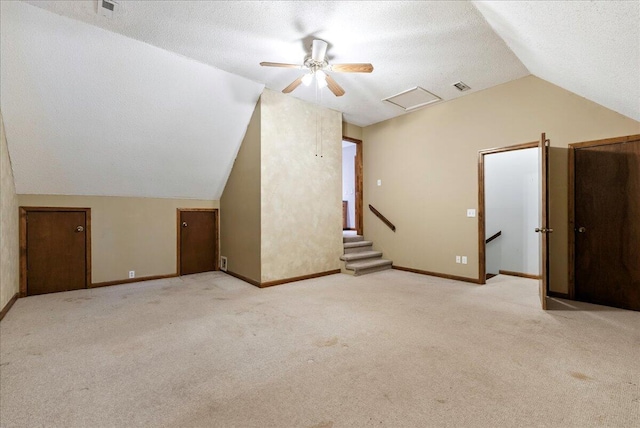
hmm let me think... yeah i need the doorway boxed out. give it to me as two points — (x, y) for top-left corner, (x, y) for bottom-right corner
(569, 134), (640, 311)
(342, 137), (363, 236)
(20, 207), (91, 296)
(177, 209), (219, 275)
(478, 141), (541, 282)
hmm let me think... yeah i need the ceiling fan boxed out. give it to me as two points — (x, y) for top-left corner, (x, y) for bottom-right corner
(260, 39), (373, 97)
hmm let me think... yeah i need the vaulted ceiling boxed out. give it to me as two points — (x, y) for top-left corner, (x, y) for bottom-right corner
(1, 1), (638, 199)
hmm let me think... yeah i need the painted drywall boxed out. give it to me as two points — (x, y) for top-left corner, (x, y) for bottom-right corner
(343, 122), (363, 141)
(0, 1), (263, 199)
(363, 75), (640, 292)
(342, 143), (357, 228)
(1, 112), (19, 311)
(17, 195), (217, 284)
(220, 102), (262, 283)
(260, 90), (343, 282)
(485, 148), (539, 276)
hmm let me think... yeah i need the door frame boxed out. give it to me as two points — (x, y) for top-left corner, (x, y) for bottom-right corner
(568, 133), (640, 300)
(176, 208), (220, 275)
(477, 141), (539, 284)
(343, 136), (363, 236)
(19, 207), (92, 297)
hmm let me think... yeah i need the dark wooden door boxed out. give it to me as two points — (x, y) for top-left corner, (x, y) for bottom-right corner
(26, 211), (87, 295)
(575, 140), (640, 311)
(179, 210), (218, 275)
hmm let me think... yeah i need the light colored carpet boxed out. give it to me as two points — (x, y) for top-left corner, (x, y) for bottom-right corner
(1, 271), (638, 427)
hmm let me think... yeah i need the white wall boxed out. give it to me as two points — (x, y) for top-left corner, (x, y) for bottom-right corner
(485, 148), (539, 275)
(342, 143), (356, 228)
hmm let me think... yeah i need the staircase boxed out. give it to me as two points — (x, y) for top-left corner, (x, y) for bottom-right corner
(341, 235), (392, 276)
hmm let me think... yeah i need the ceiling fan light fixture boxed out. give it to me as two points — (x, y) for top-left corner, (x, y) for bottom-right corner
(316, 70), (327, 88)
(302, 73), (313, 86)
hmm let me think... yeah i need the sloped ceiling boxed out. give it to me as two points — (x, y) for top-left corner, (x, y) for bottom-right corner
(21, 0), (530, 127)
(0, 1), (264, 199)
(2, 1), (638, 200)
(474, 1), (640, 122)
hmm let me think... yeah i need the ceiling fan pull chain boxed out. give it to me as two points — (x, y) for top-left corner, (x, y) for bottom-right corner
(319, 89), (324, 158)
(315, 82), (319, 157)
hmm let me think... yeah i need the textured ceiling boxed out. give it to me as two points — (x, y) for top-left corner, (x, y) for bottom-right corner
(2, 1), (638, 199)
(474, 1), (640, 121)
(22, 0), (530, 127)
(1, 2), (263, 199)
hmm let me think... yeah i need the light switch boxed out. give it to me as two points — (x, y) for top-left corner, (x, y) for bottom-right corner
(377, 179), (382, 186)
(467, 209), (476, 218)
(462, 256), (468, 264)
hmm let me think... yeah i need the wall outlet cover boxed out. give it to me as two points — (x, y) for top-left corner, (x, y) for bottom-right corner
(456, 255), (461, 263)
(467, 209), (476, 218)
(128, 270), (135, 278)
(462, 256), (468, 264)
(220, 256), (228, 272)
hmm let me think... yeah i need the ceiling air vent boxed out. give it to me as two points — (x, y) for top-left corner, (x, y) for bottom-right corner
(382, 87), (441, 111)
(453, 81), (471, 92)
(98, 0), (118, 18)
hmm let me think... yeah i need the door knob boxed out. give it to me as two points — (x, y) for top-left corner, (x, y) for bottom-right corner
(577, 226), (586, 233)
(76, 225), (84, 232)
(535, 228), (554, 233)
(182, 222), (188, 228)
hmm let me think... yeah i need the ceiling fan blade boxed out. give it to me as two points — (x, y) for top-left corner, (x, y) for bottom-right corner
(260, 62), (303, 69)
(325, 74), (345, 97)
(282, 76), (304, 94)
(330, 63), (374, 73)
(311, 39), (328, 62)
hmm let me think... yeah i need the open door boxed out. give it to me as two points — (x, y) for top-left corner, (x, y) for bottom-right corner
(536, 133), (551, 309)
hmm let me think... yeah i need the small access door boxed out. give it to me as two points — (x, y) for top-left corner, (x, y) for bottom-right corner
(22, 208), (90, 296)
(178, 209), (218, 275)
(535, 133), (551, 310)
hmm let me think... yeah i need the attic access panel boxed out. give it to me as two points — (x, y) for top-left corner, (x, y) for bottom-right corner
(382, 87), (441, 111)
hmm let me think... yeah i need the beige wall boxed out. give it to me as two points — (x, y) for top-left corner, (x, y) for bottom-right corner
(363, 75), (640, 292)
(1, 112), (19, 311)
(220, 101), (262, 283)
(260, 89), (343, 282)
(343, 122), (363, 140)
(18, 195), (217, 284)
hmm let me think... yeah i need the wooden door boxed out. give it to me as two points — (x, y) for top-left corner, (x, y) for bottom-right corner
(178, 210), (218, 275)
(23, 209), (89, 296)
(574, 139), (640, 311)
(536, 133), (551, 310)
(343, 201), (348, 230)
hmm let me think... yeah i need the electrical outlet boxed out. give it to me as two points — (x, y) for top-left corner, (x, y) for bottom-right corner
(220, 256), (228, 272)
(129, 270), (135, 278)
(377, 179), (382, 186)
(461, 256), (468, 264)
(456, 256), (461, 264)
(467, 209), (476, 218)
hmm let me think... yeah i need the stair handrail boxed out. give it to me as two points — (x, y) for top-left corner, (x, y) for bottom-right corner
(369, 205), (396, 232)
(486, 230), (502, 244)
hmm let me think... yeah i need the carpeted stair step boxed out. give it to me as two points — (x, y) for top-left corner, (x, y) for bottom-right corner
(343, 235), (364, 243)
(345, 258), (392, 276)
(340, 250), (383, 262)
(343, 240), (373, 253)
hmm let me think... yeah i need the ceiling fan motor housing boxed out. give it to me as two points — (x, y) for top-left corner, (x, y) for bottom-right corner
(311, 39), (328, 62)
